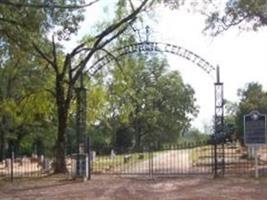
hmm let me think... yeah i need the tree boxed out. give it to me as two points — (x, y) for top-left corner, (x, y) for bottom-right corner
(17, 0), (149, 173)
(0, 0), (92, 165)
(224, 100), (239, 142)
(0, 0), (93, 42)
(0, 50), (55, 160)
(107, 56), (198, 150)
(204, 0), (267, 35)
(182, 128), (209, 143)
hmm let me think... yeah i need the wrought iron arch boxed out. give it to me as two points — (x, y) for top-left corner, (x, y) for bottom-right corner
(87, 42), (216, 77)
(78, 41), (224, 178)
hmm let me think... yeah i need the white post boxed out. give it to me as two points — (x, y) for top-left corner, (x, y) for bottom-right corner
(255, 146), (259, 178)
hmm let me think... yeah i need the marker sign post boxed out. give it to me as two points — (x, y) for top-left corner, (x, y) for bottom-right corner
(244, 111), (267, 178)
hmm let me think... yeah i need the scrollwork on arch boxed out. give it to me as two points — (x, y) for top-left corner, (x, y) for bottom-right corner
(87, 42), (216, 78)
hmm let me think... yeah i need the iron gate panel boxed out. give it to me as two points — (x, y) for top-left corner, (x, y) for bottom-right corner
(90, 142), (214, 176)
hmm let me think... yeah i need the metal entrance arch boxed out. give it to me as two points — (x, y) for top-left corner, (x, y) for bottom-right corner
(87, 42), (215, 76)
(76, 41), (224, 178)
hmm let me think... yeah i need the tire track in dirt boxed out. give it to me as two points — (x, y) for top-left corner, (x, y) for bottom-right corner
(123, 149), (192, 175)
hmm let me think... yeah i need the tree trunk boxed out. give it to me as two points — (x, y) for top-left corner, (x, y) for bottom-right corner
(136, 133), (141, 152)
(0, 117), (7, 162)
(0, 129), (4, 162)
(135, 120), (143, 152)
(54, 110), (68, 173)
(54, 76), (69, 173)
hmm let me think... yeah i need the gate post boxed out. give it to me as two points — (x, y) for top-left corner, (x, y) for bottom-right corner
(214, 66), (224, 178)
(87, 136), (91, 180)
(148, 144), (153, 177)
(10, 144), (14, 182)
(73, 74), (89, 180)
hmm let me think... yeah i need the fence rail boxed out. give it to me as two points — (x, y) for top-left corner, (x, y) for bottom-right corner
(90, 142), (214, 176)
(90, 142), (267, 177)
(0, 155), (54, 180)
(2, 142), (267, 180)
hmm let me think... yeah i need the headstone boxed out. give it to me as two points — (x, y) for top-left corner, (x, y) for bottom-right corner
(5, 159), (11, 168)
(90, 151), (96, 161)
(31, 153), (38, 160)
(248, 146), (256, 159)
(79, 144), (85, 154)
(43, 158), (50, 172)
(110, 149), (116, 159)
(40, 155), (44, 163)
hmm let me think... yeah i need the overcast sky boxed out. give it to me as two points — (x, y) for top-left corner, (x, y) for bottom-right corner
(64, 1), (267, 131)
(154, 7), (267, 130)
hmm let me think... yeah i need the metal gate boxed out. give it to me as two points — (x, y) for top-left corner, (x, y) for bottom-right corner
(89, 142), (215, 177)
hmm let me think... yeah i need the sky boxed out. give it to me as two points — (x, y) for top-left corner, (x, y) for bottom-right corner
(64, 1), (267, 132)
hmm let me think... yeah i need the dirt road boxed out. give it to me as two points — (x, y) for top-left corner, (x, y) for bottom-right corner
(123, 149), (191, 174)
(124, 149), (212, 175)
(1, 175), (267, 200)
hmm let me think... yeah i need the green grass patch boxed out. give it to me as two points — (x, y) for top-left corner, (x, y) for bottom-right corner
(92, 152), (151, 173)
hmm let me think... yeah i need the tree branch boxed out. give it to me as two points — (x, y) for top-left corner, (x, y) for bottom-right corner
(0, 0), (100, 9)
(129, 0), (135, 12)
(89, 47), (123, 76)
(70, 43), (87, 57)
(70, 48), (92, 73)
(52, 35), (59, 73)
(88, 23), (133, 76)
(0, 17), (23, 26)
(219, 13), (249, 34)
(71, 0), (149, 85)
(32, 42), (57, 73)
(45, 89), (56, 97)
(92, 0), (148, 51)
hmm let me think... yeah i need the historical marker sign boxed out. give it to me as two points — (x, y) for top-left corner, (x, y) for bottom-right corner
(244, 111), (267, 146)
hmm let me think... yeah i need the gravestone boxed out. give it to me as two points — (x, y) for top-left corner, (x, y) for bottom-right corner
(90, 151), (96, 161)
(110, 149), (116, 159)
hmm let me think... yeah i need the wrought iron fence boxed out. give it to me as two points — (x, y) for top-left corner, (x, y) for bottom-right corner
(90, 142), (267, 177)
(2, 142), (267, 181)
(222, 143), (267, 176)
(90, 142), (214, 176)
(0, 154), (54, 181)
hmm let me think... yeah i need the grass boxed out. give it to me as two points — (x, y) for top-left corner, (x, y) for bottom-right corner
(92, 152), (151, 173)
(91, 150), (168, 174)
(190, 145), (213, 166)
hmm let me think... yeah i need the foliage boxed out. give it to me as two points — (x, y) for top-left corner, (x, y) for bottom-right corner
(0, 0), (90, 160)
(0, 0), (86, 44)
(0, 50), (56, 160)
(98, 55), (198, 151)
(204, 0), (267, 35)
(223, 100), (239, 142)
(180, 128), (210, 144)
